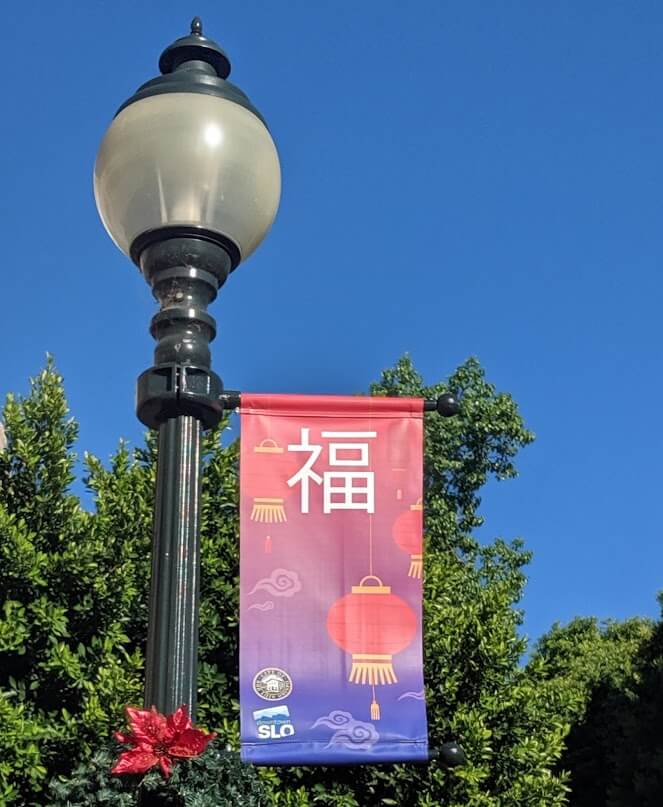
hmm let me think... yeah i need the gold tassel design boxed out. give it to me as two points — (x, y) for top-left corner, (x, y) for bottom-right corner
(349, 654), (397, 685)
(408, 554), (423, 579)
(370, 692), (381, 721)
(251, 497), (287, 523)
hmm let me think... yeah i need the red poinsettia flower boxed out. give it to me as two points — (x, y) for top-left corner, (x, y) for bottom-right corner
(111, 705), (216, 779)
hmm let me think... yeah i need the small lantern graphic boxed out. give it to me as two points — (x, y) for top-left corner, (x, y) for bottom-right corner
(392, 499), (424, 578)
(243, 438), (299, 523)
(327, 575), (417, 719)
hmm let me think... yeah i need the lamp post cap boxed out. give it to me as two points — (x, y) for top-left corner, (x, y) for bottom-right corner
(438, 741), (466, 767)
(436, 393), (461, 417)
(159, 16), (231, 79)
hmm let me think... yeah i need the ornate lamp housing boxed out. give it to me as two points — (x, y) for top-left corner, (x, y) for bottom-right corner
(94, 16), (280, 270)
(94, 18), (281, 429)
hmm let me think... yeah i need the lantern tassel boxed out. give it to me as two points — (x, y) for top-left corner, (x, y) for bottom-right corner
(264, 535), (272, 554)
(349, 654), (397, 685)
(408, 554), (423, 579)
(371, 695), (381, 721)
(396, 488), (403, 501)
(251, 498), (287, 523)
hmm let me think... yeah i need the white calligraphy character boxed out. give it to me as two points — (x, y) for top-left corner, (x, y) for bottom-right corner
(287, 429), (377, 514)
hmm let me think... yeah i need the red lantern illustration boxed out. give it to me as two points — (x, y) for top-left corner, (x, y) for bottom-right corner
(392, 499), (423, 578)
(327, 575), (417, 719)
(242, 439), (300, 524)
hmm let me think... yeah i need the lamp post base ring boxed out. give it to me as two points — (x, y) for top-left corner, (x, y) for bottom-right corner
(137, 363), (224, 430)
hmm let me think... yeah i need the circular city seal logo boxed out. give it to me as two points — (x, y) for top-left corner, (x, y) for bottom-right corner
(253, 667), (293, 701)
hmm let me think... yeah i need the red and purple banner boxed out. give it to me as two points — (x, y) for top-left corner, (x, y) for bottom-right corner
(239, 394), (428, 765)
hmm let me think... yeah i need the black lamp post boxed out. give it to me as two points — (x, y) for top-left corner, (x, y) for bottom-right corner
(94, 18), (281, 719)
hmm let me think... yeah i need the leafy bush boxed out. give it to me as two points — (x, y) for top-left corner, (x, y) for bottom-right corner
(0, 360), (149, 804)
(528, 613), (663, 806)
(49, 743), (268, 806)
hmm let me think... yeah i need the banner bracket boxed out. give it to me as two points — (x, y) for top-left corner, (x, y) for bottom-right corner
(220, 392), (460, 416)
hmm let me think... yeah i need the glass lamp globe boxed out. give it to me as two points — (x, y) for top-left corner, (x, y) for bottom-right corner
(94, 19), (280, 268)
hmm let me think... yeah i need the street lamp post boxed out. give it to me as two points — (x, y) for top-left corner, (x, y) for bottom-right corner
(94, 18), (281, 719)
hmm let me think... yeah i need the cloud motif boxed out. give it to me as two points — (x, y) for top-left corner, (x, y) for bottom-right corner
(312, 710), (379, 752)
(248, 601), (275, 612)
(398, 690), (426, 701)
(326, 723), (379, 751)
(312, 710), (354, 729)
(248, 568), (302, 598)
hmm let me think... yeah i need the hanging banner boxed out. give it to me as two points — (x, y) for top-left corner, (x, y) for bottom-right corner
(239, 394), (427, 765)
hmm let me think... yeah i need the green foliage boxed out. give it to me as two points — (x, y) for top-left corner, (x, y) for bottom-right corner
(49, 742), (268, 806)
(0, 360), (149, 804)
(527, 613), (663, 806)
(1, 355), (576, 805)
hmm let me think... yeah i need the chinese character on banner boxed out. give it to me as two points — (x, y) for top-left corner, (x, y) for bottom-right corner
(287, 428), (377, 514)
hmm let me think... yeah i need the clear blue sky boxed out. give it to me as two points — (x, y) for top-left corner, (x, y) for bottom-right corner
(2, 1), (661, 646)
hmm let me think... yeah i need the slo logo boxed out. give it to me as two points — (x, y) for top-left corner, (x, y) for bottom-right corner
(253, 705), (295, 740)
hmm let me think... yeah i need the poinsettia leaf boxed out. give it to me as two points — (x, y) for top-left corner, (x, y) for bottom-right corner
(168, 728), (217, 758)
(158, 755), (172, 778)
(166, 704), (192, 736)
(114, 731), (134, 745)
(111, 747), (160, 776)
(126, 706), (168, 744)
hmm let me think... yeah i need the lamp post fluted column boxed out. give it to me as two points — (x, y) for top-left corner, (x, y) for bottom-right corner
(139, 237), (230, 717)
(94, 18), (281, 720)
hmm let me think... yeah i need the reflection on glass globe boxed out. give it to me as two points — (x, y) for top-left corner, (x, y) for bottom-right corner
(94, 92), (281, 264)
